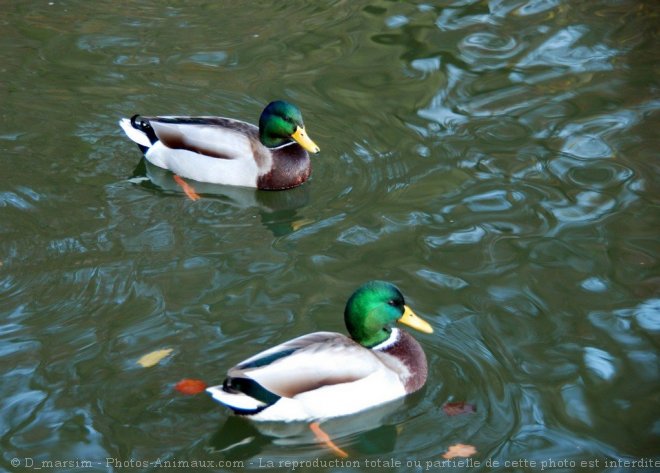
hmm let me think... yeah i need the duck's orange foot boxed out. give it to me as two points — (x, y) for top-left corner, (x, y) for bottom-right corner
(173, 175), (200, 201)
(309, 421), (348, 458)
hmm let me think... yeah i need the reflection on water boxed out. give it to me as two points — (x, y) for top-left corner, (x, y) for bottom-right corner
(133, 160), (312, 237)
(1, 0), (659, 470)
(210, 399), (404, 461)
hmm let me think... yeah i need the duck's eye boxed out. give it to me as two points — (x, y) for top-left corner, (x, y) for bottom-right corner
(387, 299), (397, 306)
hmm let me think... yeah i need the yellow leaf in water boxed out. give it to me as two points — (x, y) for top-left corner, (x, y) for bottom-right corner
(137, 348), (173, 368)
(442, 443), (477, 459)
(291, 218), (314, 231)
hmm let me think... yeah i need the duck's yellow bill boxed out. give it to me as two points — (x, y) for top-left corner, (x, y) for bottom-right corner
(291, 126), (320, 154)
(398, 305), (433, 334)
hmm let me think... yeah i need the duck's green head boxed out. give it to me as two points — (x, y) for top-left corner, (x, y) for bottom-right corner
(259, 100), (320, 153)
(344, 281), (433, 348)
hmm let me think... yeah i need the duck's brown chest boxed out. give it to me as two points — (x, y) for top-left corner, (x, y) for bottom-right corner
(381, 331), (428, 392)
(257, 146), (311, 190)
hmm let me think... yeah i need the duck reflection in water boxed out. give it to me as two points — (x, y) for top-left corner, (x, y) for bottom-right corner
(208, 396), (415, 459)
(130, 159), (311, 237)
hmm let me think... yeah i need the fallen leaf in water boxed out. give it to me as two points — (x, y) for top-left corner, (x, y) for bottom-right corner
(443, 402), (476, 416)
(442, 443), (477, 459)
(291, 218), (314, 231)
(175, 378), (208, 395)
(137, 348), (173, 368)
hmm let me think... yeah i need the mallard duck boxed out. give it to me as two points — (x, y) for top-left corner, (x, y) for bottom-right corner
(206, 281), (433, 422)
(119, 101), (320, 190)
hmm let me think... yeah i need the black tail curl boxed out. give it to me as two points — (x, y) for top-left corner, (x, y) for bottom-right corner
(222, 376), (280, 414)
(130, 114), (159, 145)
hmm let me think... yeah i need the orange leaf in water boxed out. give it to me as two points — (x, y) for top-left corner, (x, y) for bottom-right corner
(442, 443), (477, 459)
(175, 378), (208, 395)
(443, 401), (476, 416)
(137, 348), (173, 368)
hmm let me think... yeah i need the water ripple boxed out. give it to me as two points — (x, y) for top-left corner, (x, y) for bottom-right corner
(417, 269), (469, 290)
(542, 190), (616, 224)
(425, 226), (487, 247)
(459, 31), (523, 70)
(583, 347), (617, 381)
(516, 25), (617, 73)
(634, 299), (660, 332)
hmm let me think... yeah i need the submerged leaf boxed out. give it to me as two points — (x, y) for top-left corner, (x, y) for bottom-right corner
(442, 443), (477, 459)
(137, 348), (173, 368)
(175, 378), (208, 395)
(291, 218), (314, 231)
(443, 401), (476, 416)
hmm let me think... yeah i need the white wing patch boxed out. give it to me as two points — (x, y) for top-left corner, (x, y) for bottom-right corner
(232, 333), (385, 398)
(145, 144), (259, 187)
(151, 122), (255, 161)
(247, 369), (406, 422)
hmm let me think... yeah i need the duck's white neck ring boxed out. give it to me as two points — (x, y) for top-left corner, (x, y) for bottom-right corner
(372, 328), (400, 351)
(270, 141), (297, 151)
